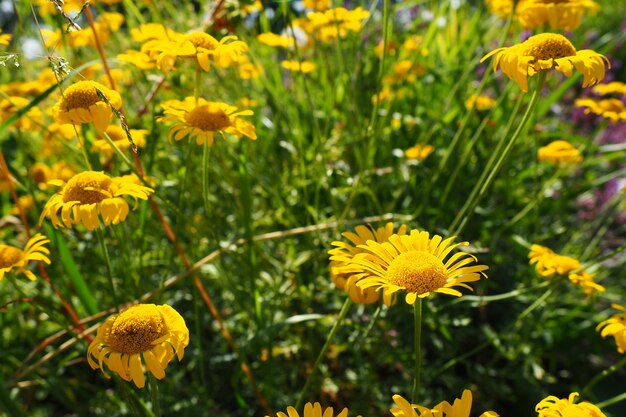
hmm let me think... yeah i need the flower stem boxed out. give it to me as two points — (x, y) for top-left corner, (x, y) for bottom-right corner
(582, 355), (626, 398)
(148, 373), (161, 417)
(449, 71), (547, 236)
(202, 138), (211, 218)
(412, 298), (423, 403)
(96, 227), (119, 311)
(596, 391), (626, 410)
(295, 298), (352, 410)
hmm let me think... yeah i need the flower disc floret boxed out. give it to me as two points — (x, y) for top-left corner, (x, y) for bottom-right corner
(481, 33), (610, 92)
(87, 304), (189, 388)
(344, 229), (488, 304)
(0, 234), (51, 281)
(52, 81), (122, 132)
(39, 171), (154, 230)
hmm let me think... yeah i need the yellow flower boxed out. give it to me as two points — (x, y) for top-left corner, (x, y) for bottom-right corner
(131, 23), (180, 43)
(481, 33), (609, 92)
(341, 229), (488, 304)
(329, 223), (407, 305)
(87, 303), (189, 388)
(31, 161), (76, 188)
(0, 234), (51, 281)
(0, 30), (11, 46)
(306, 7), (370, 41)
(375, 40), (398, 57)
(385, 60), (426, 84)
(568, 271), (605, 295)
(405, 144), (434, 161)
(391, 390), (498, 417)
(528, 244), (581, 277)
(144, 32), (248, 72)
(303, 0), (332, 11)
(10, 195), (36, 216)
(158, 97), (256, 146)
(52, 81), (122, 132)
(67, 13), (124, 48)
(281, 60), (316, 73)
(39, 171), (154, 231)
(93, 125), (149, 157)
(592, 81), (626, 96)
(257, 32), (296, 48)
(117, 50), (157, 70)
(402, 35), (429, 57)
(516, 0), (600, 31)
(537, 140), (583, 165)
(271, 402), (355, 417)
(575, 98), (626, 123)
(0, 97), (43, 131)
(238, 57), (264, 80)
(536, 392), (606, 417)
(596, 304), (626, 354)
(465, 95), (497, 111)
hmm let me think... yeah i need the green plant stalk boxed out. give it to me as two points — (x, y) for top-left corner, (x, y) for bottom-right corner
(582, 355), (626, 397)
(514, 278), (558, 326)
(148, 373), (161, 417)
(450, 71), (547, 236)
(202, 137), (211, 219)
(96, 227), (120, 311)
(596, 391), (626, 410)
(412, 298), (423, 403)
(295, 298), (353, 410)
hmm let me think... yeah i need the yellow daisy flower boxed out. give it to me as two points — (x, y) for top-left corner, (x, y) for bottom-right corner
(158, 97), (256, 146)
(306, 7), (370, 41)
(596, 304), (626, 354)
(52, 81), (122, 132)
(281, 60), (316, 73)
(465, 95), (497, 111)
(528, 244), (581, 277)
(537, 140), (583, 165)
(592, 81), (626, 96)
(481, 33), (609, 92)
(0, 97), (43, 131)
(329, 223), (407, 305)
(303, 0), (332, 11)
(568, 271), (605, 296)
(39, 171), (154, 231)
(10, 195), (36, 216)
(575, 98), (626, 123)
(257, 32), (296, 49)
(117, 50), (157, 70)
(0, 30), (11, 46)
(402, 35), (429, 57)
(516, 0), (600, 31)
(536, 392), (606, 417)
(93, 125), (149, 157)
(391, 390), (499, 417)
(130, 23), (180, 43)
(404, 144), (434, 161)
(0, 234), (51, 281)
(270, 402), (355, 417)
(87, 303), (189, 388)
(344, 229), (488, 304)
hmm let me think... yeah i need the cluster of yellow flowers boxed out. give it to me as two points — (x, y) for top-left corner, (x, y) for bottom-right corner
(576, 81), (626, 123)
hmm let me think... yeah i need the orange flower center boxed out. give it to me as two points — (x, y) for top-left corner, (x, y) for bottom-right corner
(0, 245), (23, 268)
(185, 105), (232, 131)
(108, 305), (169, 354)
(522, 34), (576, 60)
(185, 32), (219, 50)
(386, 251), (447, 295)
(62, 171), (114, 204)
(61, 82), (103, 111)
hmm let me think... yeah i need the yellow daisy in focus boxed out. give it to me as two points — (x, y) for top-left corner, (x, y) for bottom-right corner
(270, 402), (355, 417)
(39, 171), (154, 231)
(93, 125), (149, 157)
(281, 60), (316, 73)
(575, 98), (626, 123)
(391, 390), (499, 417)
(405, 144), (434, 161)
(0, 234), (51, 281)
(528, 244), (581, 277)
(537, 140), (583, 165)
(52, 81), (122, 132)
(345, 229), (488, 304)
(329, 223), (407, 305)
(158, 97), (256, 146)
(481, 33), (609, 92)
(596, 304), (626, 354)
(87, 303), (189, 388)
(536, 392), (606, 417)
(465, 95), (497, 111)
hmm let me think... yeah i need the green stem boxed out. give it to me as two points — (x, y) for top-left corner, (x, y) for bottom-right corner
(96, 227), (119, 311)
(582, 355), (626, 397)
(148, 373), (161, 417)
(295, 298), (353, 410)
(596, 391), (626, 410)
(412, 298), (423, 403)
(194, 64), (202, 102)
(202, 137), (211, 218)
(514, 278), (558, 326)
(449, 71), (547, 236)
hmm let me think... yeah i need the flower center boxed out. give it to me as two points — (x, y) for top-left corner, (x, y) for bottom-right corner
(185, 105), (232, 131)
(386, 251), (447, 295)
(0, 245), (23, 268)
(522, 34), (576, 61)
(61, 81), (102, 111)
(108, 305), (169, 354)
(185, 32), (219, 50)
(62, 171), (114, 204)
